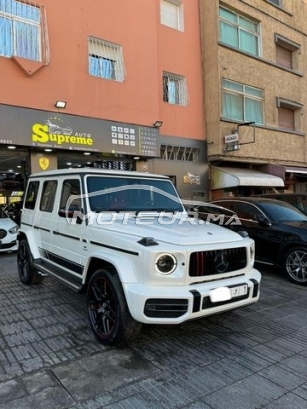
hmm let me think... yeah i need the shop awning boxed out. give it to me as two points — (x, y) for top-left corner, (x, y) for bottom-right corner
(211, 167), (284, 190)
(285, 166), (307, 175)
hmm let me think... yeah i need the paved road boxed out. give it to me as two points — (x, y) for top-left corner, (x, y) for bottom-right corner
(1, 253), (307, 409)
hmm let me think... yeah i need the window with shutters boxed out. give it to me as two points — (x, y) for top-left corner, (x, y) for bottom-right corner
(88, 37), (125, 82)
(160, 0), (184, 31)
(275, 34), (300, 71)
(277, 97), (303, 132)
(278, 108), (294, 131)
(276, 45), (292, 69)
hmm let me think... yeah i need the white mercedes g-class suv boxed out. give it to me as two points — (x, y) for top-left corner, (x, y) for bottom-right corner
(17, 168), (261, 345)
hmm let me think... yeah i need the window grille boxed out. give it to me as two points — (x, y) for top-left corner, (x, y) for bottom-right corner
(0, 0), (50, 64)
(163, 72), (189, 106)
(88, 37), (125, 82)
(160, 145), (199, 162)
(219, 6), (261, 57)
(83, 161), (134, 171)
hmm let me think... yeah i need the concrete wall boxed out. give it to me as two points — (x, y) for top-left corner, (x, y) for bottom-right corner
(200, 0), (307, 167)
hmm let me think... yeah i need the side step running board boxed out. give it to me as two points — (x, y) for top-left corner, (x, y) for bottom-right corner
(34, 262), (81, 291)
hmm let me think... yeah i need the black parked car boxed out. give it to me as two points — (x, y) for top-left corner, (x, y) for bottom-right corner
(193, 197), (307, 286)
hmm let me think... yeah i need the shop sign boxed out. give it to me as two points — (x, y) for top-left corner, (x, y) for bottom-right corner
(39, 157), (50, 170)
(183, 172), (201, 185)
(11, 191), (24, 197)
(0, 104), (160, 157)
(224, 133), (239, 144)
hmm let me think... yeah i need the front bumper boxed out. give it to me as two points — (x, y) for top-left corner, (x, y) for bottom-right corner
(0, 238), (18, 252)
(125, 268), (261, 324)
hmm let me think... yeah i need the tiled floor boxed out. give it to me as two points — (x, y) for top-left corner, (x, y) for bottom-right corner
(1, 253), (307, 409)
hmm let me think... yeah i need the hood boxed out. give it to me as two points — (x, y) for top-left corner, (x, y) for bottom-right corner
(0, 217), (17, 230)
(93, 213), (245, 246)
(282, 220), (307, 230)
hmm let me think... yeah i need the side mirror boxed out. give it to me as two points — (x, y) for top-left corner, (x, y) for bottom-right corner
(58, 206), (83, 224)
(255, 213), (271, 227)
(237, 230), (249, 238)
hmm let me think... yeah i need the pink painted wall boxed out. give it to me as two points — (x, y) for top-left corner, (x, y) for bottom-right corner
(1, 0), (205, 141)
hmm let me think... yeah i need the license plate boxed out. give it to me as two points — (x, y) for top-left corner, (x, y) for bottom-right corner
(209, 284), (248, 303)
(231, 284), (248, 298)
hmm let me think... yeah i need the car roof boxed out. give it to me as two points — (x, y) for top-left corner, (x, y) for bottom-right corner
(255, 193), (307, 198)
(211, 197), (290, 205)
(29, 168), (170, 180)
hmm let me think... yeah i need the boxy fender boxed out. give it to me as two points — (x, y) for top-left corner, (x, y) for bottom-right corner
(17, 230), (41, 260)
(83, 250), (138, 284)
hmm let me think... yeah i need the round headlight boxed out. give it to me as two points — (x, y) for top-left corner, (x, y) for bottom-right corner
(155, 254), (177, 274)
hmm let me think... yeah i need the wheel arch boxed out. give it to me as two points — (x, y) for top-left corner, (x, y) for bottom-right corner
(17, 230), (40, 259)
(280, 243), (307, 285)
(81, 253), (137, 294)
(277, 241), (307, 266)
(86, 267), (142, 345)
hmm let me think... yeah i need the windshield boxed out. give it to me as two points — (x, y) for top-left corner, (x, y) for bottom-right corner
(86, 176), (184, 213)
(260, 202), (307, 223)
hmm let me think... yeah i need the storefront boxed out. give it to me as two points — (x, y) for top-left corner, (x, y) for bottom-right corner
(284, 166), (307, 193)
(0, 103), (160, 205)
(0, 103), (208, 203)
(210, 166), (285, 199)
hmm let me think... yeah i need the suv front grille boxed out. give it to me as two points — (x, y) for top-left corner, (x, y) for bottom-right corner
(189, 247), (247, 277)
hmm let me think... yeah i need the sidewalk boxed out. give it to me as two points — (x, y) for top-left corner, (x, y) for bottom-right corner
(1, 253), (307, 409)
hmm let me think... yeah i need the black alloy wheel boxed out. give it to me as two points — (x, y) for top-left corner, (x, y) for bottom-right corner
(87, 269), (142, 346)
(17, 239), (44, 284)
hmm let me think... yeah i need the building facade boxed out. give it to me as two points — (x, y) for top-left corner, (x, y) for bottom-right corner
(200, 0), (307, 198)
(0, 0), (206, 206)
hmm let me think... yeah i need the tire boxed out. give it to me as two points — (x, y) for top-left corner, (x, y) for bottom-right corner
(17, 240), (44, 285)
(283, 247), (307, 286)
(87, 269), (142, 346)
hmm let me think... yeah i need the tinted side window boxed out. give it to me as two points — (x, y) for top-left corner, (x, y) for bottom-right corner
(198, 205), (234, 216)
(297, 196), (307, 214)
(24, 181), (40, 210)
(213, 201), (234, 212)
(233, 203), (262, 220)
(59, 179), (81, 209)
(39, 180), (57, 212)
